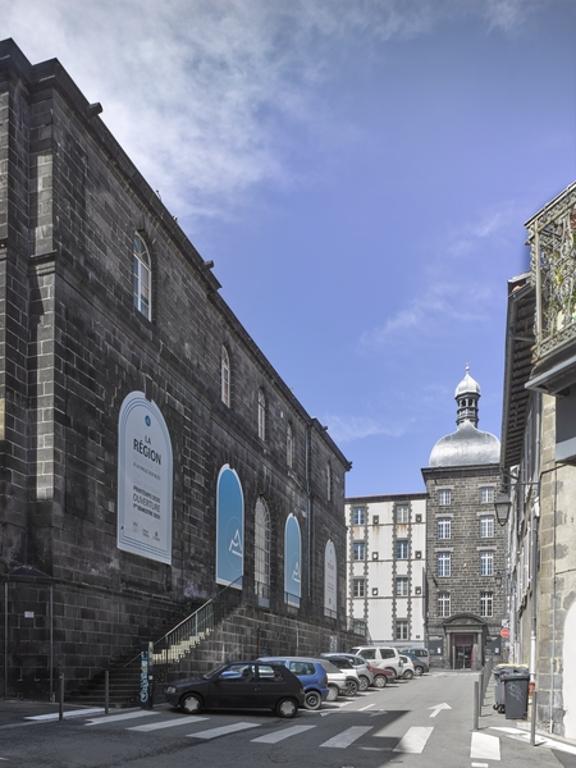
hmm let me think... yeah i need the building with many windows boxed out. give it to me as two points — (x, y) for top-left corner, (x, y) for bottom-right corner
(345, 494), (427, 644)
(422, 367), (505, 668)
(0, 40), (357, 698)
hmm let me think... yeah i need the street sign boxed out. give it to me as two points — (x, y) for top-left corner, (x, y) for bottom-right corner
(499, 627), (510, 639)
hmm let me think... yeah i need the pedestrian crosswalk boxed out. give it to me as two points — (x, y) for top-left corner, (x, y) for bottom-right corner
(30, 707), (511, 759)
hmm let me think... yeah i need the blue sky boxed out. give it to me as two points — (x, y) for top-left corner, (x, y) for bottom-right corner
(4, 0), (576, 496)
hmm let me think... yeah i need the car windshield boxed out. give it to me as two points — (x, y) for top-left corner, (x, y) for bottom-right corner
(203, 664), (228, 679)
(319, 659), (340, 674)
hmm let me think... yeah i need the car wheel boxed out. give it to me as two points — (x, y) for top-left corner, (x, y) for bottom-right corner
(180, 693), (202, 714)
(372, 674), (387, 689)
(276, 697), (298, 718)
(385, 667), (398, 679)
(304, 690), (322, 710)
(414, 666), (424, 677)
(358, 676), (370, 692)
(326, 684), (339, 702)
(345, 679), (359, 696)
(402, 669), (414, 680)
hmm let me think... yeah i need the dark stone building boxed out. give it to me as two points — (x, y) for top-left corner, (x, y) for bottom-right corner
(0, 40), (356, 699)
(422, 368), (506, 668)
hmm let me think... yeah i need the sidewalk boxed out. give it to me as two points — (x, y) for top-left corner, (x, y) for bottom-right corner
(479, 674), (576, 759)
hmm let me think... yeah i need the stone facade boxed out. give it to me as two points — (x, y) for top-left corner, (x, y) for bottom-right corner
(0, 40), (357, 698)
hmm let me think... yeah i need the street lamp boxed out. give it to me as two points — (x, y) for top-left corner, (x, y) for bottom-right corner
(494, 491), (512, 526)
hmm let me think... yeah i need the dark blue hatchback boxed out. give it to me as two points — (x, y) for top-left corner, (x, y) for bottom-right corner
(257, 656), (329, 710)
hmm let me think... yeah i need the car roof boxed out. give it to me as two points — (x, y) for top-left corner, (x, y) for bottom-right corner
(257, 656), (320, 664)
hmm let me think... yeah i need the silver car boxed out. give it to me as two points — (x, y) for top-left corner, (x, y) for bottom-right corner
(321, 652), (373, 692)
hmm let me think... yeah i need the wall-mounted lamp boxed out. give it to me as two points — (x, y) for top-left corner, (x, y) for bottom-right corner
(493, 472), (540, 526)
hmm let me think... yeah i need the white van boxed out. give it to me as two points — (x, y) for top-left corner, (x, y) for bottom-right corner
(349, 646), (404, 679)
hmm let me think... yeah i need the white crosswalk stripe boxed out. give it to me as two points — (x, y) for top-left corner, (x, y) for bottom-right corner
(393, 726), (434, 754)
(320, 725), (372, 748)
(85, 711), (159, 726)
(471, 732), (501, 761)
(251, 724), (316, 743)
(128, 716), (208, 732)
(187, 721), (261, 740)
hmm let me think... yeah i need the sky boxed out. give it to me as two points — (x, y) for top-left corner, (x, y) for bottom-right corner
(3, 0), (576, 496)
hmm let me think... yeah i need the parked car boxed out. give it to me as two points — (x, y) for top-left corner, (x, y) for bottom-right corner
(349, 645), (404, 679)
(405, 647), (431, 669)
(403, 650), (430, 676)
(317, 658), (355, 700)
(257, 656), (329, 710)
(399, 654), (415, 680)
(165, 661), (304, 718)
(366, 661), (394, 688)
(321, 653), (373, 692)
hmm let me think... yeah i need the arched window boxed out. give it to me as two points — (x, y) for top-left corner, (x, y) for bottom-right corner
(132, 232), (151, 320)
(257, 388), (266, 441)
(284, 513), (302, 607)
(324, 539), (337, 617)
(286, 423), (294, 468)
(221, 346), (231, 407)
(326, 463), (332, 501)
(254, 498), (271, 607)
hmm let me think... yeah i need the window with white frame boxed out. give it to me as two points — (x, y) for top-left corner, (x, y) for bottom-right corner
(395, 577), (409, 596)
(395, 539), (409, 560)
(480, 591), (494, 617)
(438, 489), (452, 506)
(438, 591), (451, 617)
(480, 486), (495, 504)
(286, 423), (294, 468)
(395, 505), (409, 523)
(395, 620), (409, 641)
(437, 518), (452, 540)
(257, 389), (266, 440)
(221, 346), (231, 407)
(437, 551), (451, 577)
(254, 498), (271, 605)
(352, 578), (366, 598)
(352, 541), (366, 561)
(480, 516), (495, 539)
(351, 507), (366, 526)
(480, 551), (494, 576)
(132, 233), (151, 319)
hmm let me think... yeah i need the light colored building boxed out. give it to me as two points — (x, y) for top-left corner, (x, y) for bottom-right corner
(345, 494), (427, 645)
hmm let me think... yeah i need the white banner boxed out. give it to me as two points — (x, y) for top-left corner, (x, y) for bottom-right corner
(117, 391), (173, 564)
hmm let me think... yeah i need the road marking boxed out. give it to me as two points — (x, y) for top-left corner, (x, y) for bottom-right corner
(471, 763), (489, 767)
(393, 726), (434, 753)
(25, 708), (105, 721)
(359, 703), (374, 711)
(85, 711), (159, 726)
(471, 732), (501, 761)
(188, 722), (261, 740)
(428, 702), (452, 718)
(251, 724), (316, 743)
(128, 716), (208, 731)
(320, 725), (372, 748)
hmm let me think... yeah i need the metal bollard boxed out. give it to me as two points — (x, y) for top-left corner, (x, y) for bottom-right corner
(473, 680), (479, 731)
(58, 673), (64, 721)
(104, 670), (110, 715)
(530, 690), (538, 746)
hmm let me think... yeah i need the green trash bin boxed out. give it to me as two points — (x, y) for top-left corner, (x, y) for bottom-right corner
(501, 668), (530, 720)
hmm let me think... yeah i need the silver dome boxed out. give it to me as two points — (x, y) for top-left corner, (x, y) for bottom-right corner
(454, 368), (480, 397)
(428, 421), (500, 467)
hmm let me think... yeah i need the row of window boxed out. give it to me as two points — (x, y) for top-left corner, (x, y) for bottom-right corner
(132, 234), (334, 500)
(351, 540), (422, 561)
(437, 515), (495, 540)
(350, 505), (421, 526)
(352, 576), (423, 598)
(436, 551), (496, 577)
(437, 591), (494, 618)
(437, 486), (494, 506)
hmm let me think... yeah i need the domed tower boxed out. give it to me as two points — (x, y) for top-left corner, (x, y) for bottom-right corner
(422, 367), (505, 671)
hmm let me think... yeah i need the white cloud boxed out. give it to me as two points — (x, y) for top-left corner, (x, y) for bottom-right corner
(2, 1), (539, 221)
(324, 414), (408, 444)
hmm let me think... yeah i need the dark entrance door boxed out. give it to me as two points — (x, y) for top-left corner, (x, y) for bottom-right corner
(453, 633), (474, 669)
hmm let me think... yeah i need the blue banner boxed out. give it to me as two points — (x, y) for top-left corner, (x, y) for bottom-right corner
(284, 514), (302, 606)
(216, 465), (244, 588)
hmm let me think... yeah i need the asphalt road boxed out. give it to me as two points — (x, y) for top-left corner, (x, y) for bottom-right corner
(0, 671), (573, 767)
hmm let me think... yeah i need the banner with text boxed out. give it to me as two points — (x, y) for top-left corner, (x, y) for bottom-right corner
(284, 514), (302, 607)
(216, 465), (244, 588)
(324, 539), (337, 617)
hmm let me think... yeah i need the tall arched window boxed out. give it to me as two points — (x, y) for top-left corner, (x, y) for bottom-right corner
(257, 388), (266, 441)
(254, 498), (271, 607)
(221, 346), (231, 407)
(132, 232), (151, 320)
(286, 423), (294, 468)
(326, 463), (332, 501)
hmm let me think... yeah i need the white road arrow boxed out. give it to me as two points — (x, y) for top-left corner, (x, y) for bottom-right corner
(428, 702), (452, 718)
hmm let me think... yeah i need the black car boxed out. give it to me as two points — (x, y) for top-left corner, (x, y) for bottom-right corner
(165, 661), (304, 718)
